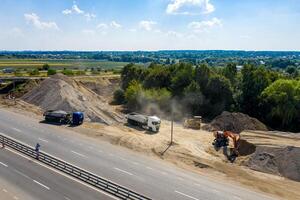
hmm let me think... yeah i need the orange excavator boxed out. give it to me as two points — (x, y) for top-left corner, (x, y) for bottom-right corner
(212, 131), (240, 162)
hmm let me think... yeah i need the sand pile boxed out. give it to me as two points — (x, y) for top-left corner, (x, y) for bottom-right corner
(203, 111), (268, 133)
(245, 146), (300, 181)
(22, 74), (123, 124)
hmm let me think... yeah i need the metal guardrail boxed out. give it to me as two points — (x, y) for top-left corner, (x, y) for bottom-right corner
(0, 134), (152, 200)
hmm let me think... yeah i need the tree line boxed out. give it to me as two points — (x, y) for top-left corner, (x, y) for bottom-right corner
(114, 62), (300, 132)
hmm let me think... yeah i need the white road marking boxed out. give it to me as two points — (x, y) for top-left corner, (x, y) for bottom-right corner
(132, 161), (140, 165)
(12, 128), (21, 133)
(13, 196), (19, 200)
(38, 138), (49, 143)
(114, 167), (133, 176)
(98, 150), (103, 153)
(0, 162), (8, 167)
(2, 189), (7, 193)
(71, 150), (87, 158)
(120, 157), (126, 161)
(14, 169), (30, 179)
(33, 180), (50, 190)
(146, 166), (153, 170)
(175, 191), (199, 200)
(212, 189), (220, 194)
(64, 196), (71, 200)
(233, 196), (242, 200)
(161, 171), (168, 175)
(7, 148), (119, 200)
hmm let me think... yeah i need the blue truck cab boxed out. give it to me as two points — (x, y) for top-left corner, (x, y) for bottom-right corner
(72, 112), (84, 125)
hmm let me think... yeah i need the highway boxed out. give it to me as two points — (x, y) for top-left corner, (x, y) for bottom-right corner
(0, 147), (114, 200)
(0, 109), (276, 200)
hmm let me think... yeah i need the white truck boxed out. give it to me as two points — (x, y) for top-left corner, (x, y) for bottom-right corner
(125, 112), (161, 132)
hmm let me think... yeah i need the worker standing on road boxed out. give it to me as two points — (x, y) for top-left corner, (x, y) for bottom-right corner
(35, 143), (41, 159)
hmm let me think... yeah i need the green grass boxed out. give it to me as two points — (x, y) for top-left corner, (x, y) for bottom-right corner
(0, 59), (129, 70)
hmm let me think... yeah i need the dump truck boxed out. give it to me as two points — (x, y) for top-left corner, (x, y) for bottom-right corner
(125, 112), (161, 132)
(43, 110), (84, 125)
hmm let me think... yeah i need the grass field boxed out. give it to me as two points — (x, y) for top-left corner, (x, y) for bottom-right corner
(0, 59), (129, 70)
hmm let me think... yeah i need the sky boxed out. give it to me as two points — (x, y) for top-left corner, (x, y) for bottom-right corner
(0, 0), (300, 51)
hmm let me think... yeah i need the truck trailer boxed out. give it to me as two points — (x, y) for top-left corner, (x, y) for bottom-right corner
(43, 110), (84, 125)
(125, 112), (161, 132)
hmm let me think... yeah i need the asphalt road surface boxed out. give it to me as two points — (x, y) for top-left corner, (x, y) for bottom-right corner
(0, 148), (115, 200)
(0, 109), (277, 200)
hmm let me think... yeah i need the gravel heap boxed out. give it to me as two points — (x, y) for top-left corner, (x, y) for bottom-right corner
(22, 74), (123, 124)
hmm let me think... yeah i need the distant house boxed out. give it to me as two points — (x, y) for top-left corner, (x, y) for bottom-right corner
(2, 68), (15, 73)
(236, 65), (243, 71)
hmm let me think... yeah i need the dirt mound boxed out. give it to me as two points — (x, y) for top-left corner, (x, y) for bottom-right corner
(203, 111), (268, 133)
(22, 74), (123, 124)
(77, 77), (120, 101)
(245, 146), (300, 181)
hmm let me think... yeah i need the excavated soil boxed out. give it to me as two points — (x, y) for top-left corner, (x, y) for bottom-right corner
(22, 74), (123, 124)
(203, 111), (268, 133)
(245, 146), (300, 181)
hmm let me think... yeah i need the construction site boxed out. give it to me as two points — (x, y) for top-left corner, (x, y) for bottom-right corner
(0, 74), (300, 200)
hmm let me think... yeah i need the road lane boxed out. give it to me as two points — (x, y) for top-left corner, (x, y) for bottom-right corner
(0, 109), (276, 200)
(0, 148), (115, 200)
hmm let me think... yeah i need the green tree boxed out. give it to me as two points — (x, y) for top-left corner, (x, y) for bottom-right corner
(261, 79), (300, 130)
(223, 63), (237, 85)
(183, 81), (204, 115)
(241, 65), (271, 117)
(42, 64), (50, 71)
(195, 63), (210, 90)
(124, 80), (143, 110)
(121, 63), (145, 90)
(143, 65), (170, 89)
(170, 63), (194, 96)
(286, 66), (299, 78)
(204, 75), (234, 116)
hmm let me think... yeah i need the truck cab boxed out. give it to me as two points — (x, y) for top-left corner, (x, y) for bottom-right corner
(148, 116), (161, 132)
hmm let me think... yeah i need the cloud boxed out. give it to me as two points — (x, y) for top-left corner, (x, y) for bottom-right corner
(165, 31), (183, 38)
(82, 29), (95, 35)
(240, 35), (251, 39)
(188, 17), (221, 32)
(72, 4), (84, 14)
(84, 13), (96, 21)
(24, 13), (59, 30)
(110, 21), (122, 29)
(62, 9), (72, 15)
(62, 2), (95, 21)
(139, 20), (157, 31)
(97, 23), (108, 29)
(166, 0), (214, 15)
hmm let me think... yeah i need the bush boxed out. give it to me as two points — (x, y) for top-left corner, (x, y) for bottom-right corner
(113, 89), (126, 104)
(47, 69), (57, 76)
(62, 69), (74, 76)
(29, 69), (40, 76)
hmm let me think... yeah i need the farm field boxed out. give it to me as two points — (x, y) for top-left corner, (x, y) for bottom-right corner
(0, 59), (129, 70)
